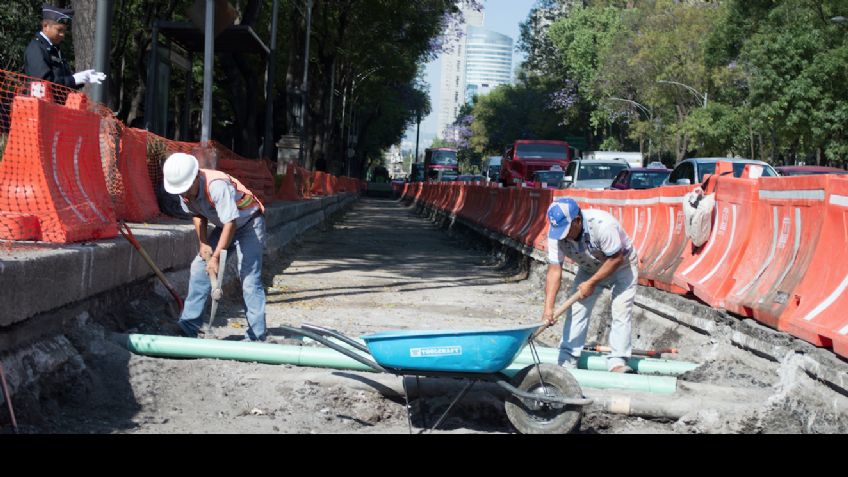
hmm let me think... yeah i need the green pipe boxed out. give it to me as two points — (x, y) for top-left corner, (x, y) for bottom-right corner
(513, 348), (698, 376)
(119, 333), (676, 394)
(500, 363), (677, 394)
(121, 333), (375, 371)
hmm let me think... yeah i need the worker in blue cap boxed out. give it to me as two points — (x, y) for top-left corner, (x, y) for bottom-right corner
(542, 197), (639, 373)
(23, 4), (106, 89)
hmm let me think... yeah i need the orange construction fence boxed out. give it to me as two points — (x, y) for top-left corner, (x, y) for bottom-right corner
(0, 68), (363, 247)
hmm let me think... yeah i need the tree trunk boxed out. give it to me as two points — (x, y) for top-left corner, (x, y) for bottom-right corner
(71, 0), (97, 97)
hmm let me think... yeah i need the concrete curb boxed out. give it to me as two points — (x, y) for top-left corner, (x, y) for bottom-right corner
(0, 193), (359, 329)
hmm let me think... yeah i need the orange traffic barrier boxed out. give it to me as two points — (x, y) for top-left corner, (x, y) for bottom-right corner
(639, 185), (691, 294)
(781, 175), (848, 358)
(114, 127), (161, 222)
(723, 175), (827, 327)
(218, 157), (276, 205)
(0, 214), (41, 240)
(275, 164), (303, 201)
(0, 97), (117, 242)
(672, 175), (758, 307)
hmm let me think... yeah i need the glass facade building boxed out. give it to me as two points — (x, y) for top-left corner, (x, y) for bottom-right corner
(464, 26), (513, 104)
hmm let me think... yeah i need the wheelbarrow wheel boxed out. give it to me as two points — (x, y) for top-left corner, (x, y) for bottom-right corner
(505, 363), (583, 434)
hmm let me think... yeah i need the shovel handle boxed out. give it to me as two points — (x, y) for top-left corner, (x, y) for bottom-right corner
(531, 291), (584, 340)
(118, 222), (184, 312)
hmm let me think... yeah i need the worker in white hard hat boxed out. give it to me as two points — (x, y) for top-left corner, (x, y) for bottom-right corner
(162, 152), (268, 341)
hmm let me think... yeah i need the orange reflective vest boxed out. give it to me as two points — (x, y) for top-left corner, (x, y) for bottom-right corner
(184, 169), (265, 215)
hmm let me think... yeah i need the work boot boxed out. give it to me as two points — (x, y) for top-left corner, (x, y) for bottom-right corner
(609, 364), (634, 374)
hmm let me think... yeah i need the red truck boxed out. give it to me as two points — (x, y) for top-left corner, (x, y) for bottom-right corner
(423, 147), (459, 182)
(499, 140), (572, 186)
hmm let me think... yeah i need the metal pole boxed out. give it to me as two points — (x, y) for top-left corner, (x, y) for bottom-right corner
(181, 52), (193, 141)
(92, 0), (113, 104)
(144, 22), (159, 132)
(263, 0), (280, 160)
(300, 0), (313, 166)
(414, 111), (421, 163)
(201, 0), (216, 145)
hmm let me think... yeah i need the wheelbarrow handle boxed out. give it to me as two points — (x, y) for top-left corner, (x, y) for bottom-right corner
(531, 291), (584, 341)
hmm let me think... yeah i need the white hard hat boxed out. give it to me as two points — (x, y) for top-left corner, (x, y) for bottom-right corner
(163, 153), (199, 194)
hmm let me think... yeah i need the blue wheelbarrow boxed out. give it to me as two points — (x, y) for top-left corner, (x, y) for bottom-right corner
(281, 295), (592, 434)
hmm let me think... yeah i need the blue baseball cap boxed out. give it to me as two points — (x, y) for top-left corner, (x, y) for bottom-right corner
(547, 197), (580, 240)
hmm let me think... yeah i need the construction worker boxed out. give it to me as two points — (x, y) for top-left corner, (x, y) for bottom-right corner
(23, 5), (106, 89)
(162, 153), (268, 342)
(542, 197), (638, 373)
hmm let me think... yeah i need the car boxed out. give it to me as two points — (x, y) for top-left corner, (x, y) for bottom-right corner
(456, 174), (485, 182)
(529, 169), (566, 189)
(665, 157), (778, 185)
(775, 165), (848, 176)
(608, 166), (671, 190)
(562, 158), (630, 190)
(482, 156), (502, 182)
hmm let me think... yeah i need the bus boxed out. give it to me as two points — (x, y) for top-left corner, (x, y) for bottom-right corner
(423, 147), (458, 182)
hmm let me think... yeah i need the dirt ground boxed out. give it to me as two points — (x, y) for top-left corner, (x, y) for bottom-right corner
(6, 198), (848, 434)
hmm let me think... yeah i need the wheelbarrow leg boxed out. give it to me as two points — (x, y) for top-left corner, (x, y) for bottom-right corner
(422, 379), (477, 434)
(416, 376), (429, 430)
(401, 376), (413, 434)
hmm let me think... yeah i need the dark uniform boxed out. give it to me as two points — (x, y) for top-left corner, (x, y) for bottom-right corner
(23, 33), (80, 89)
(22, 5), (81, 90)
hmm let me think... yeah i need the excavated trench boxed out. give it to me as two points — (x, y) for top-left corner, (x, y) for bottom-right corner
(1, 197), (847, 434)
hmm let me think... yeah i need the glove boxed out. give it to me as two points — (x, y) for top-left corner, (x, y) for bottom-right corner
(89, 71), (107, 85)
(72, 69), (93, 85)
(72, 70), (107, 85)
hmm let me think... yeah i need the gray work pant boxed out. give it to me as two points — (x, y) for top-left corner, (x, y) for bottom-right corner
(557, 252), (638, 371)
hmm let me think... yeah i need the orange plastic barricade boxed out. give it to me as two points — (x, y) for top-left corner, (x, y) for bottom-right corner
(639, 185), (691, 294)
(0, 97), (117, 242)
(519, 189), (550, 248)
(221, 158), (276, 205)
(476, 187), (500, 228)
(0, 213), (41, 240)
(672, 176), (758, 307)
(501, 187), (526, 239)
(114, 127), (161, 222)
(274, 164), (303, 201)
(309, 171), (330, 196)
(723, 175), (827, 327)
(781, 176), (848, 358)
(496, 187), (521, 237)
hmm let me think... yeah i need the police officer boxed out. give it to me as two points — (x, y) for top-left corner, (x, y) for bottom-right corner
(542, 197), (639, 373)
(23, 4), (106, 88)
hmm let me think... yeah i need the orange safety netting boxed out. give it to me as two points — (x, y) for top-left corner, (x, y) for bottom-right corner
(0, 68), (362, 250)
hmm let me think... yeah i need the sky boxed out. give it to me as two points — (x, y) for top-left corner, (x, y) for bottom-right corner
(403, 0), (538, 149)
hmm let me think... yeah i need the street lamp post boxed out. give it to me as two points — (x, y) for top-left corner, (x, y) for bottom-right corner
(607, 97), (655, 162)
(657, 79), (707, 108)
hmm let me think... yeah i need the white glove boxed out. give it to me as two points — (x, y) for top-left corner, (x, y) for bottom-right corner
(89, 71), (107, 85)
(73, 69), (93, 85)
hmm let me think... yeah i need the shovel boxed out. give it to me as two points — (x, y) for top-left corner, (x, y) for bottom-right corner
(531, 290), (584, 340)
(118, 221), (183, 315)
(205, 248), (228, 333)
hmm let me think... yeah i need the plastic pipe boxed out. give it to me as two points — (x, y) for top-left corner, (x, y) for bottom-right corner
(118, 334), (676, 394)
(499, 363), (677, 394)
(118, 333), (375, 371)
(513, 348), (698, 376)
